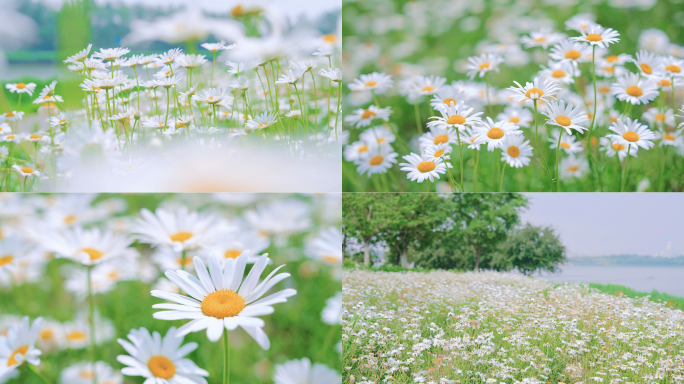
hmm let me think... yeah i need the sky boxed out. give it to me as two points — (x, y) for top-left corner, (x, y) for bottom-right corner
(520, 193), (684, 257)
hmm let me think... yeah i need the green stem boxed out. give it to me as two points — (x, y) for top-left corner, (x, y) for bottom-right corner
(556, 132), (562, 192)
(621, 144), (631, 192)
(211, 52), (217, 87)
(672, 77), (676, 114)
(223, 331), (230, 384)
(87, 266), (97, 384)
(414, 102), (422, 135)
(456, 129), (465, 190)
(473, 149), (480, 192)
(28, 364), (54, 384)
(485, 72), (493, 117)
(499, 162), (507, 192)
(310, 70), (319, 128)
(334, 82), (342, 141)
(589, 45), (597, 136)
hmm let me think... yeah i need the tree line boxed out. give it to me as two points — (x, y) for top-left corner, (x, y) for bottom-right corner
(342, 193), (566, 274)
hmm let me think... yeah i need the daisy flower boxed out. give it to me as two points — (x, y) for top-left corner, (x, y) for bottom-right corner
(661, 55), (684, 79)
(355, 145), (398, 177)
(642, 108), (675, 127)
(611, 73), (659, 105)
(286, 110), (302, 118)
(201, 229), (269, 265)
(542, 100), (589, 134)
(142, 115), (168, 129)
(429, 85), (467, 109)
(92, 47), (130, 61)
(497, 105), (533, 128)
(1, 111), (24, 122)
(201, 41), (228, 52)
(508, 77), (560, 104)
(245, 112), (279, 130)
(322, 292), (342, 326)
(273, 358), (341, 384)
(461, 128), (482, 150)
(560, 156), (590, 179)
(5, 82), (37, 96)
(63, 43), (92, 63)
(548, 129), (583, 154)
(657, 130), (683, 148)
(499, 134), (533, 168)
(157, 48), (184, 65)
(599, 137), (637, 160)
(348, 72), (393, 94)
(344, 105), (392, 128)
(60, 361), (122, 384)
(520, 28), (566, 49)
(318, 68), (342, 83)
(49, 113), (69, 128)
(399, 153), (446, 183)
(549, 40), (590, 64)
(0, 316), (44, 368)
(571, 25), (620, 48)
(12, 164), (40, 178)
(464, 53), (504, 79)
(117, 327), (209, 383)
(275, 68), (306, 85)
(472, 117), (522, 151)
(418, 126), (460, 149)
(607, 117), (656, 151)
(43, 227), (135, 266)
(565, 14), (597, 33)
(150, 253), (297, 348)
(540, 60), (577, 84)
(191, 87), (226, 105)
(410, 75), (447, 96)
(132, 207), (227, 253)
(25, 131), (51, 144)
(304, 227), (343, 265)
(359, 127), (395, 146)
(0, 122), (11, 135)
(344, 141), (372, 162)
(602, 53), (632, 66)
(423, 143), (453, 165)
(427, 103), (483, 132)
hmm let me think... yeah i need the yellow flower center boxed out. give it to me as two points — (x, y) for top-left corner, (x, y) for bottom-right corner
(586, 33), (603, 42)
(361, 110), (376, 119)
(446, 115), (466, 125)
(433, 149), (445, 157)
(509, 117), (520, 123)
(567, 165), (579, 172)
(30, 134), (42, 139)
(551, 70), (566, 78)
(231, 5), (243, 16)
(8, 345), (28, 366)
(487, 127), (505, 139)
(524, 88), (544, 98)
(565, 50), (581, 60)
(16, 83), (26, 89)
(655, 113), (665, 121)
(421, 86), (435, 92)
(21, 167), (34, 174)
(599, 86), (610, 94)
(443, 98), (456, 106)
(7, 135), (16, 139)
(80, 370), (94, 379)
(555, 116), (571, 126)
(323, 34), (337, 43)
(507, 146), (520, 158)
(606, 55), (618, 63)
(433, 134), (449, 144)
(534, 37), (546, 43)
(66, 330), (86, 341)
(58, 119), (67, 124)
(612, 143), (625, 150)
(664, 133), (675, 141)
(148, 355), (176, 379)
(224, 249), (242, 259)
(604, 66), (614, 73)
(364, 81), (377, 87)
(417, 161), (436, 173)
(170, 231), (193, 242)
(479, 62), (490, 70)
(5, 112), (15, 117)
(660, 79), (672, 86)
(80, 248), (104, 261)
(201, 289), (245, 318)
(358, 145), (368, 153)
(40, 330), (54, 340)
(665, 64), (681, 73)
(640, 63), (652, 74)
(369, 155), (384, 166)
(626, 86), (643, 97)
(560, 142), (571, 149)
(623, 131), (639, 142)
(0, 255), (13, 266)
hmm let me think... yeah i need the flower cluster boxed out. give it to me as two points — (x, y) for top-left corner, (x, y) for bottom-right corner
(0, 193), (342, 384)
(342, 3), (684, 192)
(343, 270), (684, 384)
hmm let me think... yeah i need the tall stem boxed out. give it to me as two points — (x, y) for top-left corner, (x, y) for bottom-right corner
(87, 266), (97, 384)
(211, 52), (217, 87)
(414, 102), (422, 135)
(672, 77), (676, 114)
(621, 144), (631, 192)
(589, 45), (597, 135)
(473, 149), (480, 192)
(556, 132), (562, 192)
(499, 162), (507, 192)
(310, 70), (319, 128)
(223, 331), (230, 384)
(456, 129), (465, 191)
(485, 72), (493, 117)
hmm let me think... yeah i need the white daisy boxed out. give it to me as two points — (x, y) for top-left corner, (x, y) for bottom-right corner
(607, 117), (656, 151)
(60, 361), (122, 384)
(5, 83), (37, 96)
(611, 73), (659, 105)
(348, 72), (393, 94)
(399, 153), (447, 183)
(355, 145), (398, 177)
(464, 53), (504, 79)
(661, 55), (684, 79)
(344, 105), (392, 128)
(520, 28), (566, 49)
(499, 134), (533, 168)
(427, 103), (483, 132)
(358, 127), (396, 146)
(117, 327), (208, 384)
(549, 40), (590, 64)
(472, 117), (523, 151)
(150, 253), (297, 348)
(642, 108), (675, 127)
(304, 227), (342, 265)
(245, 112), (279, 130)
(560, 156), (590, 180)
(542, 100), (589, 134)
(429, 85), (467, 110)
(548, 129), (584, 154)
(571, 25), (620, 48)
(599, 137), (637, 161)
(422, 142), (453, 165)
(0, 316), (44, 368)
(540, 60), (577, 84)
(496, 105), (533, 128)
(508, 77), (560, 104)
(43, 227), (135, 266)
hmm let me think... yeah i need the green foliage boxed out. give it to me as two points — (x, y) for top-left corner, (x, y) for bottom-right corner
(588, 283), (684, 311)
(500, 223), (566, 275)
(56, 0), (92, 65)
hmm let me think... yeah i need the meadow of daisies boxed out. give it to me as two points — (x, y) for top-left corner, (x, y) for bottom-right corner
(343, 269), (684, 384)
(342, 0), (684, 192)
(0, 6), (342, 192)
(0, 193), (342, 384)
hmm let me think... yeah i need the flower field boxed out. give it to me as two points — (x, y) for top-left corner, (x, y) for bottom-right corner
(342, 0), (684, 192)
(343, 270), (684, 383)
(0, 193), (342, 384)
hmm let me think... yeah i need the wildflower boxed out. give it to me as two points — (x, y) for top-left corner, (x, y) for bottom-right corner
(542, 100), (589, 134)
(508, 77), (560, 104)
(472, 117), (523, 151)
(348, 72), (393, 94)
(571, 25), (620, 48)
(399, 154), (447, 183)
(427, 103), (483, 132)
(464, 53), (504, 79)
(245, 112), (279, 130)
(499, 134), (533, 168)
(606, 117), (656, 151)
(345, 105), (392, 128)
(355, 145), (398, 177)
(611, 73), (659, 105)
(5, 82), (37, 96)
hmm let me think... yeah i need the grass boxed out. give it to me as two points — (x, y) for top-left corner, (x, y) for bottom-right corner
(588, 282), (684, 311)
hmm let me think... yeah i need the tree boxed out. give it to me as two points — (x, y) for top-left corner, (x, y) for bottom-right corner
(342, 194), (383, 266)
(501, 224), (566, 275)
(444, 193), (528, 271)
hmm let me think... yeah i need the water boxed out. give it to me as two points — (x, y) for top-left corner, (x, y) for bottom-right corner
(532, 265), (684, 297)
